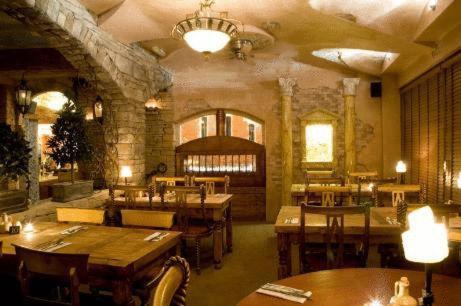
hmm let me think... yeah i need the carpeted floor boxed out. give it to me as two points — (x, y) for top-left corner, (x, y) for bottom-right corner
(183, 221), (384, 306)
(186, 222), (278, 306)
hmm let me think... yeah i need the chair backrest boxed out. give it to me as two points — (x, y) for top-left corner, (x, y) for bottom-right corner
(153, 176), (190, 193)
(304, 185), (353, 206)
(306, 176), (344, 186)
(121, 210), (175, 229)
(347, 171), (378, 184)
(407, 204), (461, 227)
(191, 176), (230, 194)
(14, 244), (89, 306)
(392, 191), (405, 207)
(56, 207), (105, 225)
(109, 185), (152, 209)
(159, 184), (209, 232)
(299, 204), (370, 272)
(151, 256), (190, 306)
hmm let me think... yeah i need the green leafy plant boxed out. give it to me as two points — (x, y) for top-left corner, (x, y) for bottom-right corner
(47, 101), (92, 183)
(0, 123), (32, 185)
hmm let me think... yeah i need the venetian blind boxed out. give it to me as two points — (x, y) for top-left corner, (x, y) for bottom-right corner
(401, 51), (461, 204)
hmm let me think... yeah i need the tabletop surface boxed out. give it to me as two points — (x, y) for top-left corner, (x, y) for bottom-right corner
(237, 268), (461, 306)
(275, 206), (461, 235)
(0, 222), (181, 269)
(291, 183), (421, 194)
(113, 193), (233, 209)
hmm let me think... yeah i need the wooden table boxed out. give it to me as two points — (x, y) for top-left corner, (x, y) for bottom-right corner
(275, 206), (461, 279)
(291, 184), (371, 205)
(0, 222), (181, 306)
(111, 193), (233, 268)
(237, 268), (461, 306)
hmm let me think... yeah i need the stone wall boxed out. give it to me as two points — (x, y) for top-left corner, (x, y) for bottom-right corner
(145, 92), (175, 178)
(272, 86), (376, 184)
(1, 0), (171, 183)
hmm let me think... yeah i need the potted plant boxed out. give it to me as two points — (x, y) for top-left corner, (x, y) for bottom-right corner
(47, 101), (93, 202)
(0, 123), (31, 212)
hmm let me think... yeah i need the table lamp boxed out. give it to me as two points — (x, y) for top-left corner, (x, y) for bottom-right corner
(396, 161), (407, 184)
(401, 206), (449, 306)
(120, 166), (132, 185)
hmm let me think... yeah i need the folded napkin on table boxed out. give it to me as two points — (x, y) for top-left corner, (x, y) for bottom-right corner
(256, 283), (312, 303)
(61, 225), (85, 235)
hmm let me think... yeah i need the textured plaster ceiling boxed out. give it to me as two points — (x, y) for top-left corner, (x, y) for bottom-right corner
(79, 0), (458, 76)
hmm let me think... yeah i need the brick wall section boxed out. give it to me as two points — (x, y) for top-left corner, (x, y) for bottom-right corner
(1, 0), (172, 183)
(145, 92), (175, 177)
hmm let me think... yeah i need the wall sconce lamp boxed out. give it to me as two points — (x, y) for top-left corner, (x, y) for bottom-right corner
(120, 166), (132, 185)
(402, 206), (449, 306)
(428, 0), (438, 11)
(145, 94), (161, 113)
(93, 95), (103, 123)
(396, 161), (407, 184)
(15, 76), (33, 116)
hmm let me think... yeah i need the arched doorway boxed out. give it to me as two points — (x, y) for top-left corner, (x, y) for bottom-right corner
(32, 91), (74, 198)
(176, 109), (266, 220)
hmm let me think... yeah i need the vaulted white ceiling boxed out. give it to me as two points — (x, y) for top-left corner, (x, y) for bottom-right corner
(79, 0), (461, 77)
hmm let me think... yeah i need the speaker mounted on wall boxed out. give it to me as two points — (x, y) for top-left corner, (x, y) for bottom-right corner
(370, 81), (382, 98)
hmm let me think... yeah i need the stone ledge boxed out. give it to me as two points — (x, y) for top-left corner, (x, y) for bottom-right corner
(11, 190), (109, 222)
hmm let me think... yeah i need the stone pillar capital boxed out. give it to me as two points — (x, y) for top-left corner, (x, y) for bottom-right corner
(279, 78), (296, 96)
(342, 78), (360, 96)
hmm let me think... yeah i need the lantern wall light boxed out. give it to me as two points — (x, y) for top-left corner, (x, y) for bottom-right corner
(15, 75), (34, 116)
(93, 95), (103, 123)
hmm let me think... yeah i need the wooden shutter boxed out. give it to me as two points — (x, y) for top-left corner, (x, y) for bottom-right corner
(427, 75), (439, 203)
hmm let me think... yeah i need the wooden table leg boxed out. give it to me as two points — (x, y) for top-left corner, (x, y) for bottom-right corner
(112, 279), (135, 306)
(213, 220), (223, 269)
(226, 203), (233, 253)
(277, 233), (290, 280)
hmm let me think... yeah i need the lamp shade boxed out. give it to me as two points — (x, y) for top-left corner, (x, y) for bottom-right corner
(184, 29), (231, 53)
(402, 206), (449, 263)
(120, 166), (132, 178)
(457, 171), (461, 189)
(396, 161), (407, 173)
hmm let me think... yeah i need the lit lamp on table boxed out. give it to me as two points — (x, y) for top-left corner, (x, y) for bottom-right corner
(120, 166), (132, 185)
(396, 161), (407, 184)
(402, 206), (449, 306)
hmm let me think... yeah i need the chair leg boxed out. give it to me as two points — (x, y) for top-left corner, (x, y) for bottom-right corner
(196, 239), (201, 275)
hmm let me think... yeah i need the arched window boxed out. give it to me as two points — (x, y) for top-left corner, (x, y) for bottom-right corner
(178, 110), (264, 145)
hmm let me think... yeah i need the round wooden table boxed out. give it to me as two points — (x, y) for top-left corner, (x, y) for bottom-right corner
(237, 268), (461, 306)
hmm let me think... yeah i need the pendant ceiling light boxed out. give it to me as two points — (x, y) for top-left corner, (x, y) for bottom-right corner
(172, 0), (238, 55)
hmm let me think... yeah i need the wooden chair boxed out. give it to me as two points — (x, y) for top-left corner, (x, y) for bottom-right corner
(14, 244), (89, 306)
(121, 209), (175, 229)
(299, 204), (370, 273)
(152, 176), (190, 193)
(347, 171), (378, 184)
(159, 184), (213, 274)
(376, 184), (425, 207)
(109, 184), (153, 209)
(191, 176), (230, 195)
(146, 256), (190, 306)
(304, 186), (353, 207)
(56, 207), (105, 225)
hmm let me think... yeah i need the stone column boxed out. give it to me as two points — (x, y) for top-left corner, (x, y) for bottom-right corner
(24, 118), (39, 204)
(343, 78), (360, 176)
(216, 109), (226, 136)
(279, 78), (296, 206)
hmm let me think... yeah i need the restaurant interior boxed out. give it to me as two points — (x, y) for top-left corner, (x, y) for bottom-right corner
(1, 0), (461, 305)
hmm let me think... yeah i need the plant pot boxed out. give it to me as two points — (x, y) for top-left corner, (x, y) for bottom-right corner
(7, 180), (19, 191)
(52, 180), (94, 203)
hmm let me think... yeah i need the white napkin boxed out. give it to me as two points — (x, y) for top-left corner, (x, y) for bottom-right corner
(60, 226), (84, 235)
(256, 283), (312, 304)
(43, 242), (72, 252)
(144, 232), (161, 241)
